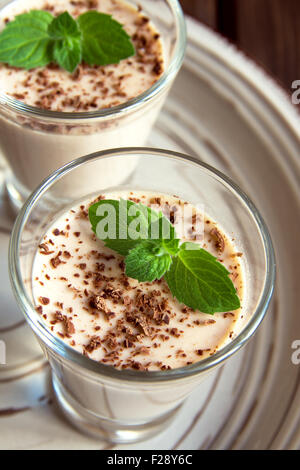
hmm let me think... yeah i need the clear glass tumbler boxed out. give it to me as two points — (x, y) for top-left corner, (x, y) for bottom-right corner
(0, 0), (186, 210)
(9, 148), (276, 443)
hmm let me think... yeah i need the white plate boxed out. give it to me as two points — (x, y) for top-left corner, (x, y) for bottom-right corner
(0, 18), (299, 450)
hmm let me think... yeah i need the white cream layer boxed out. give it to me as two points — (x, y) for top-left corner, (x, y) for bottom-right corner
(32, 190), (244, 371)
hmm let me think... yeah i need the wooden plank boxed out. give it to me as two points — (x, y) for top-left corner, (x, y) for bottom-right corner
(182, 0), (299, 92)
(232, 0), (300, 91)
(180, 0), (218, 28)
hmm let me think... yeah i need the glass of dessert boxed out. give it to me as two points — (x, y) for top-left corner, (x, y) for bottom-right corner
(9, 148), (276, 443)
(0, 0), (186, 210)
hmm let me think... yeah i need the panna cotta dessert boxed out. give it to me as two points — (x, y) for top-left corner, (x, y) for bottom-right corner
(32, 190), (244, 371)
(0, 0), (184, 206)
(10, 148), (273, 442)
(0, 0), (164, 111)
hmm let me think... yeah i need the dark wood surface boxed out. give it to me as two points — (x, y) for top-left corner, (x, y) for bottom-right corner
(180, 0), (299, 95)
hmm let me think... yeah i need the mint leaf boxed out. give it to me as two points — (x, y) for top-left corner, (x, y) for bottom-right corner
(48, 12), (82, 73)
(162, 237), (180, 256)
(0, 9), (135, 72)
(0, 10), (53, 69)
(164, 245), (241, 315)
(89, 199), (147, 256)
(90, 199), (241, 314)
(6, 9), (53, 28)
(125, 241), (172, 282)
(77, 11), (135, 66)
(89, 199), (177, 256)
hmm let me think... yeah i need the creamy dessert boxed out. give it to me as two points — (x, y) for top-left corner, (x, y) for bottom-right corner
(0, 0), (180, 205)
(0, 0), (164, 111)
(32, 190), (244, 371)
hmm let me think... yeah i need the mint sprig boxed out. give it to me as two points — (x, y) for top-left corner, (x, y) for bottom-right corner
(48, 12), (82, 73)
(0, 10), (135, 73)
(89, 199), (241, 315)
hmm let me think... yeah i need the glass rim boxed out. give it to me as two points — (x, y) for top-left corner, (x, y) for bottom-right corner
(0, 0), (186, 121)
(9, 147), (276, 383)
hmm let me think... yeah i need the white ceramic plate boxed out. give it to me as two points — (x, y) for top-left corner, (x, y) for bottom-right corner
(0, 18), (299, 450)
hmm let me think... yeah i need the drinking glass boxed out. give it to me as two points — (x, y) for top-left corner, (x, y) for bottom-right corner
(9, 148), (276, 443)
(0, 0), (186, 210)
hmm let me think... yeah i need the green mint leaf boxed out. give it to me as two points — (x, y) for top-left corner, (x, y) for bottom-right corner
(6, 9), (53, 28)
(48, 12), (82, 73)
(0, 9), (135, 72)
(164, 244), (241, 315)
(77, 11), (135, 66)
(0, 10), (53, 69)
(89, 199), (147, 256)
(52, 39), (81, 73)
(125, 241), (172, 282)
(89, 199), (177, 257)
(90, 199), (241, 314)
(162, 237), (180, 256)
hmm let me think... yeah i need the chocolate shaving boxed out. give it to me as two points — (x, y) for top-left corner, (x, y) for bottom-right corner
(65, 318), (75, 336)
(39, 244), (54, 255)
(210, 228), (225, 253)
(50, 252), (63, 268)
(85, 335), (101, 353)
(90, 295), (107, 312)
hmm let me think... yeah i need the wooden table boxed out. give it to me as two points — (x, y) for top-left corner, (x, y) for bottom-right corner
(181, 0), (300, 102)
